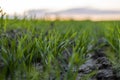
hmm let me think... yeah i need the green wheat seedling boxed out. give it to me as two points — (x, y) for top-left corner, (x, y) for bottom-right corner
(0, 7), (6, 33)
(0, 16), (120, 80)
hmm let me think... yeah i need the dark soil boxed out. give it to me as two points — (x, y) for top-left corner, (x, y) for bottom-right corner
(0, 30), (120, 80)
(76, 38), (119, 80)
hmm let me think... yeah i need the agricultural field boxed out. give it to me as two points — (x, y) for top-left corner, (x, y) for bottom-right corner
(0, 16), (120, 80)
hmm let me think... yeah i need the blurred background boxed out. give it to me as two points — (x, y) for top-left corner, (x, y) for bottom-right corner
(1, 0), (120, 20)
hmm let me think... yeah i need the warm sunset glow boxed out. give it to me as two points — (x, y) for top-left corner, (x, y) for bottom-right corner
(0, 0), (120, 20)
(1, 0), (120, 15)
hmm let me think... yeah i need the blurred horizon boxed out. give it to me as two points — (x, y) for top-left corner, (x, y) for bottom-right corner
(1, 0), (120, 20)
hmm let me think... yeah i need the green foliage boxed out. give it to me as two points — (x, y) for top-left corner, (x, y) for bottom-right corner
(0, 17), (120, 80)
(0, 7), (6, 33)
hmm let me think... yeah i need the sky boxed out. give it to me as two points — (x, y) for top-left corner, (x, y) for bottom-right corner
(0, 0), (120, 15)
